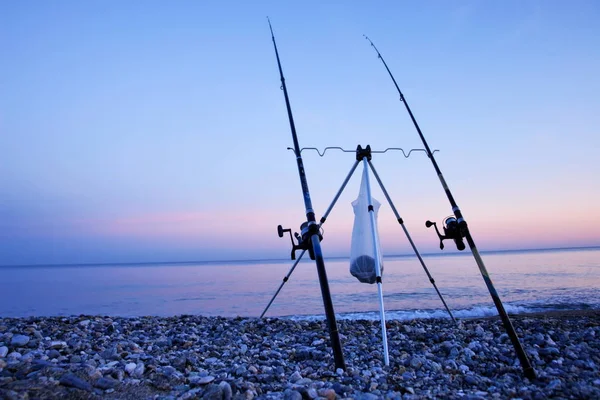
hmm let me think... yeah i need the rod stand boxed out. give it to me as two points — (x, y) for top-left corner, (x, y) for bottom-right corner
(266, 144), (456, 325)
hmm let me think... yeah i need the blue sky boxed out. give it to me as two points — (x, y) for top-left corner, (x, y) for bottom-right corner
(1, 0), (599, 265)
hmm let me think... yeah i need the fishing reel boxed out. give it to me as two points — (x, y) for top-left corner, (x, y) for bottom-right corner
(425, 216), (466, 251)
(277, 222), (323, 260)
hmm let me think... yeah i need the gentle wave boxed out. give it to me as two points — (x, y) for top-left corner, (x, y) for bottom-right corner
(281, 302), (600, 322)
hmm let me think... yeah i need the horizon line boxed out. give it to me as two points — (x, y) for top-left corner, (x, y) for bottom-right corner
(1, 245), (599, 268)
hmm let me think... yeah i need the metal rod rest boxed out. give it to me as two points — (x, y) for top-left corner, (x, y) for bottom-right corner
(290, 147), (439, 158)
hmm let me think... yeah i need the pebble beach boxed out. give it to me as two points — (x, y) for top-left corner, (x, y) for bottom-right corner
(0, 310), (598, 399)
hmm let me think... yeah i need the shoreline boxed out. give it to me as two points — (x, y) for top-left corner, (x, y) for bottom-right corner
(1, 311), (599, 399)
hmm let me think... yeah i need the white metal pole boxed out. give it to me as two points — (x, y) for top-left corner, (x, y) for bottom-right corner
(361, 157), (390, 366)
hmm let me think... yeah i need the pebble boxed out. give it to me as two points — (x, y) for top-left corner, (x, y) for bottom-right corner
(10, 335), (30, 347)
(133, 362), (145, 378)
(94, 376), (120, 389)
(125, 362), (136, 375)
(50, 341), (67, 349)
(289, 371), (302, 382)
(192, 375), (215, 385)
(59, 373), (92, 391)
(219, 381), (233, 400)
(0, 346), (8, 358)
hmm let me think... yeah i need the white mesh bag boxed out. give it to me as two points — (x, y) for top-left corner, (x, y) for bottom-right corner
(349, 167), (384, 284)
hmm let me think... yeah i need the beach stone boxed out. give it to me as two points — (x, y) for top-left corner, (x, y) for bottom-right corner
(202, 383), (224, 400)
(289, 371), (302, 383)
(0, 376), (14, 386)
(191, 375), (214, 386)
(59, 373), (92, 391)
(88, 368), (102, 380)
(318, 388), (337, 400)
(219, 381), (233, 400)
(47, 349), (60, 359)
(10, 335), (30, 347)
(180, 388), (203, 399)
(94, 376), (119, 390)
(449, 347), (460, 358)
(468, 341), (482, 352)
(331, 382), (348, 395)
(540, 347), (560, 356)
(355, 393), (380, 400)
(464, 375), (480, 386)
(295, 378), (313, 385)
(0, 346), (8, 358)
(50, 341), (67, 349)
(402, 371), (413, 380)
(133, 362), (145, 378)
(125, 362), (136, 375)
(283, 389), (303, 400)
(101, 347), (119, 360)
(547, 379), (562, 390)
(463, 348), (476, 359)
(409, 357), (424, 369)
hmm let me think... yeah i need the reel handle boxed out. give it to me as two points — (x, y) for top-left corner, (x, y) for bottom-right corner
(425, 220), (445, 250)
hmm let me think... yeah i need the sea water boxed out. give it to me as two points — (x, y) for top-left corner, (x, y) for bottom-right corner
(1, 247), (598, 320)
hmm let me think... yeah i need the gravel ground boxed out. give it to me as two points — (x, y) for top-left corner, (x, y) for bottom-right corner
(0, 310), (598, 399)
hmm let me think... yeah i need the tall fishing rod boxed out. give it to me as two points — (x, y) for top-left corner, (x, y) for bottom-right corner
(364, 36), (535, 380)
(268, 18), (346, 370)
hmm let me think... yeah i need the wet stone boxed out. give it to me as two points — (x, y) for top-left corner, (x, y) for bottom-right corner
(59, 373), (92, 391)
(94, 376), (120, 390)
(10, 336), (29, 347)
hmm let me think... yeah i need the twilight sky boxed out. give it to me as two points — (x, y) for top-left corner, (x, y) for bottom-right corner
(1, 0), (599, 265)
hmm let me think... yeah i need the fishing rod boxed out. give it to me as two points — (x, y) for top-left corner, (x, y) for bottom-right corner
(364, 36), (536, 379)
(267, 18), (346, 370)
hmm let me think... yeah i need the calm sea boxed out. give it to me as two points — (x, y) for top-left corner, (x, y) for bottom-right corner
(1, 247), (598, 321)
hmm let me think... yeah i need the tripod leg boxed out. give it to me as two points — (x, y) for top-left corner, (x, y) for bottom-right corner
(368, 160), (457, 323)
(320, 160), (361, 224)
(361, 158), (390, 366)
(260, 249), (307, 318)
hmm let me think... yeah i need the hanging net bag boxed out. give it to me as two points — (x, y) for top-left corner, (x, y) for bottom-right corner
(349, 166), (384, 284)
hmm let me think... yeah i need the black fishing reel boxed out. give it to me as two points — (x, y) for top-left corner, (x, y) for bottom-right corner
(425, 216), (466, 251)
(277, 222), (323, 260)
